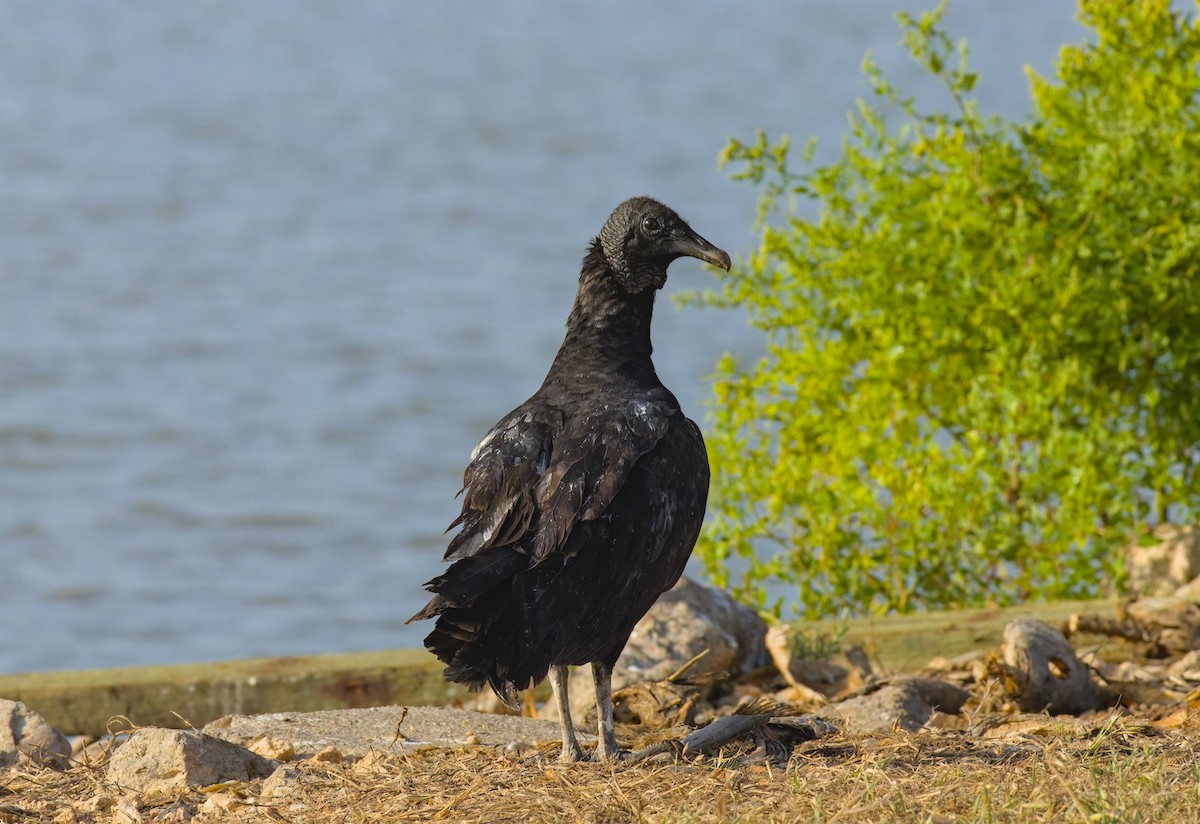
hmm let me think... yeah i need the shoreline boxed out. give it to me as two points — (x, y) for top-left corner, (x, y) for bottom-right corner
(0, 597), (1110, 737)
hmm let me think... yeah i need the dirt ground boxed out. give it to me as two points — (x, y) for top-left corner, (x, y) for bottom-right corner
(4, 714), (1200, 823)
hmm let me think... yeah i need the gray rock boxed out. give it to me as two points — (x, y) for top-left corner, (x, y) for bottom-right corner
(0, 699), (71, 769)
(824, 684), (932, 734)
(621, 577), (769, 681)
(820, 678), (969, 735)
(1126, 524), (1200, 596)
(553, 577), (768, 725)
(261, 764), (304, 800)
(105, 728), (277, 795)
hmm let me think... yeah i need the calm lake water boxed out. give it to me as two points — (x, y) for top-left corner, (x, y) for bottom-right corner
(1, 1), (1082, 673)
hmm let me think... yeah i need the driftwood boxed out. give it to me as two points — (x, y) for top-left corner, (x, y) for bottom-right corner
(1065, 612), (1166, 658)
(764, 625), (878, 706)
(627, 699), (836, 765)
(1120, 598), (1200, 654)
(996, 620), (1102, 714)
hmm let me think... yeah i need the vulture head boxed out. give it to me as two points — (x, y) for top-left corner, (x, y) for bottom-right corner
(597, 196), (731, 293)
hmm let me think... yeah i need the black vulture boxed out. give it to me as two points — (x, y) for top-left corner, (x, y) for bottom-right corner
(408, 196), (730, 762)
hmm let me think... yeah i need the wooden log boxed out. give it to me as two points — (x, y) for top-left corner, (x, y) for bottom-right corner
(1000, 620), (1101, 714)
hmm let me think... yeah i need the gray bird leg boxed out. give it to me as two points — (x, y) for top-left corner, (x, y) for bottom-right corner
(549, 664), (584, 763)
(592, 660), (623, 761)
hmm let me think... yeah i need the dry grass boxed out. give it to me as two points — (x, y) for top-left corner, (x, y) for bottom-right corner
(5, 721), (1200, 823)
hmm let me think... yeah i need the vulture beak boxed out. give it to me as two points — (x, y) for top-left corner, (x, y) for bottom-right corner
(669, 226), (732, 271)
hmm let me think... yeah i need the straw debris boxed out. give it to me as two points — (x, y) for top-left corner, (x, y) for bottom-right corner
(4, 721), (1200, 823)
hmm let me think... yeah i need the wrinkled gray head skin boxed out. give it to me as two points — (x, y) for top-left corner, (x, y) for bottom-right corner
(597, 196), (731, 293)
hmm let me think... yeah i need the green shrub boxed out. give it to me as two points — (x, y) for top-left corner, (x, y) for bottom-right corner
(691, 0), (1200, 618)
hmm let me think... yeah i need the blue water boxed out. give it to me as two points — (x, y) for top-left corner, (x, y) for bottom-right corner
(0, 0), (1082, 673)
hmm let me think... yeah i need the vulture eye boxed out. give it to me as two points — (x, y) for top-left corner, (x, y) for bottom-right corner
(641, 216), (661, 234)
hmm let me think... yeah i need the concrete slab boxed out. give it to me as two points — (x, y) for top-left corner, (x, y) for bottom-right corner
(203, 705), (581, 759)
(0, 650), (466, 737)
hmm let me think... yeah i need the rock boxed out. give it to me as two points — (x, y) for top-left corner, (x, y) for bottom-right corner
(925, 710), (968, 730)
(310, 744), (344, 763)
(105, 728), (277, 795)
(822, 684), (930, 734)
(246, 734), (295, 762)
(1126, 524), (1200, 596)
(77, 793), (116, 813)
(551, 577), (769, 725)
(1175, 574), (1200, 602)
(261, 764), (304, 800)
(621, 577), (768, 681)
(905, 677), (971, 714)
(113, 796), (144, 824)
(1121, 596), (1200, 653)
(205, 705), (578, 759)
(998, 620), (1102, 715)
(820, 678), (968, 735)
(352, 750), (388, 773)
(0, 699), (72, 769)
(1167, 649), (1200, 679)
(146, 800), (196, 822)
(198, 791), (245, 817)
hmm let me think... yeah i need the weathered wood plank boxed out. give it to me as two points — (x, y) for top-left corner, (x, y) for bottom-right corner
(832, 597), (1119, 673)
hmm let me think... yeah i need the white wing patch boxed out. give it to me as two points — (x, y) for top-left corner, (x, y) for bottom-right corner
(470, 428), (501, 462)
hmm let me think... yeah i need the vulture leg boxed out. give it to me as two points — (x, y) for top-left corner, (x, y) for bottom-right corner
(549, 664), (584, 763)
(592, 660), (622, 761)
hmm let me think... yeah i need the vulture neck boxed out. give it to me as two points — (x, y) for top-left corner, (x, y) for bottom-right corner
(552, 243), (657, 373)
